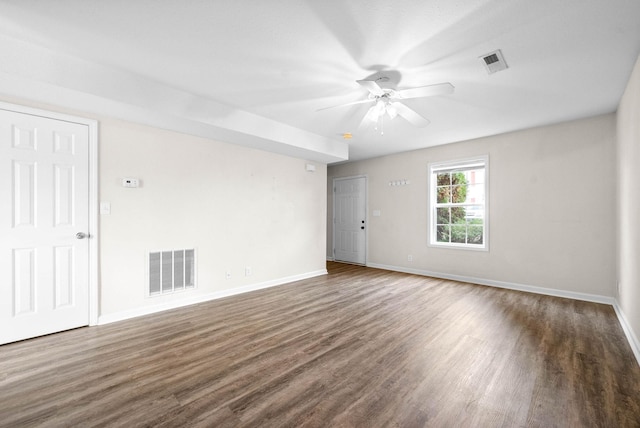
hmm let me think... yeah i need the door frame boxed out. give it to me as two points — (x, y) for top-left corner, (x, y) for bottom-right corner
(0, 101), (99, 326)
(332, 175), (367, 265)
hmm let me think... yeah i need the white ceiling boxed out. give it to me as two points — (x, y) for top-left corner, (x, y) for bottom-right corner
(0, 0), (639, 163)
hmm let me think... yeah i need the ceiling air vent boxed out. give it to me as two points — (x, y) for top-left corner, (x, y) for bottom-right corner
(480, 49), (508, 74)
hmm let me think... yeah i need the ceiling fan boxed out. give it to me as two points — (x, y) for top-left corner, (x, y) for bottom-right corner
(321, 76), (454, 133)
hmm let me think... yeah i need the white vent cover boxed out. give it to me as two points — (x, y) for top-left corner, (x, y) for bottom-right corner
(480, 49), (508, 74)
(149, 249), (195, 295)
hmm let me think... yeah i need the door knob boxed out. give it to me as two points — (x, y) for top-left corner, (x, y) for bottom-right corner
(76, 232), (87, 239)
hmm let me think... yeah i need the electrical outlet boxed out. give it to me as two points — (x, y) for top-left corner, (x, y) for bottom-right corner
(408, 255), (413, 262)
(225, 271), (231, 280)
(245, 266), (252, 276)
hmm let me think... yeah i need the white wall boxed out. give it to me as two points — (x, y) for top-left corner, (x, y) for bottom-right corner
(1, 95), (328, 322)
(328, 114), (616, 298)
(617, 54), (640, 349)
(99, 118), (327, 319)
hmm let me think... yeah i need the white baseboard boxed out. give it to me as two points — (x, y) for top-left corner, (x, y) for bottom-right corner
(367, 262), (615, 305)
(98, 269), (328, 325)
(326, 256), (335, 261)
(612, 302), (640, 366)
(367, 262), (640, 366)
(98, 261), (640, 368)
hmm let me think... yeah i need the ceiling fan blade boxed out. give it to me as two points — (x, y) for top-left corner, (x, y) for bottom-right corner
(356, 79), (385, 96)
(391, 102), (430, 127)
(357, 106), (379, 131)
(316, 98), (375, 112)
(395, 82), (454, 100)
(351, 99), (384, 122)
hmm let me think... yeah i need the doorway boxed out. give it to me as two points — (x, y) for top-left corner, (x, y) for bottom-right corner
(333, 176), (367, 265)
(0, 103), (98, 344)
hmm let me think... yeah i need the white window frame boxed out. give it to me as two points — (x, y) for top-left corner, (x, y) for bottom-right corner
(428, 155), (489, 251)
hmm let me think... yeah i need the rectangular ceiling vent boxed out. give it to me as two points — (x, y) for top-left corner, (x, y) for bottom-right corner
(480, 49), (508, 74)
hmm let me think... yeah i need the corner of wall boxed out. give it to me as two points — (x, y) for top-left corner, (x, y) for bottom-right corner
(615, 53), (640, 366)
(613, 300), (640, 366)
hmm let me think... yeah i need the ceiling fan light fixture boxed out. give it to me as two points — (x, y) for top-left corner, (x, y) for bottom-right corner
(322, 75), (454, 132)
(364, 105), (379, 122)
(372, 100), (386, 118)
(386, 104), (398, 119)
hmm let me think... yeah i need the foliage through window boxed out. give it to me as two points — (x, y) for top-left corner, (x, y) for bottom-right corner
(429, 157), (488, 249)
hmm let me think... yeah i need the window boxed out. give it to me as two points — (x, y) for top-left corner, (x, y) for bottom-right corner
(428, 156), (488, 250)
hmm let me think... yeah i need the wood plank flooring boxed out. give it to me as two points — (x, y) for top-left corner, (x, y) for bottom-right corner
(1, 262), (639, 427)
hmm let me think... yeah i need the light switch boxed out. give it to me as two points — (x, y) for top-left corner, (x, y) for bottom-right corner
(373, 209), (381, 217)
(100, 202), (111, 215)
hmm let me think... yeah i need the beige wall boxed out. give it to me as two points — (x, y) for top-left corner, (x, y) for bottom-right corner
(617, 54), (640, 347)
(1, 95), (328, 321)
(329, 114), (616, 297)
(99, 118), (327, 318)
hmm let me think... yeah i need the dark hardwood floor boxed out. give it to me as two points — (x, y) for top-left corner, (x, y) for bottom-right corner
(1, 262), (639, 427)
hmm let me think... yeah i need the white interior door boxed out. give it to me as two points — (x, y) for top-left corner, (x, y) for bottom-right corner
(334, 176), (366, 264)
(0, 109), (90, 344)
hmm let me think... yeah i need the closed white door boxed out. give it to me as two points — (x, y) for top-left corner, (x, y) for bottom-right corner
(0, 109), (90, 344)
(334, 177), (366, 264)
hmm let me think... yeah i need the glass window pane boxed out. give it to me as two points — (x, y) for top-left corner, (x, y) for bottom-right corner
(466, 205), (484, 223)
(451, 184), (467, 203)
(451, 207), (466, 224)
(451, 225), (467, 243)
(468, 225), (483, 245)
(436, 173), (450, 186)
(437, 225), (450, 243)
(437, 186), (451, 203)
(437, 207), (450, 224)
(464, 183), (485, 204)
(451, 172), (468, 186)
(466, 168), (485, 184)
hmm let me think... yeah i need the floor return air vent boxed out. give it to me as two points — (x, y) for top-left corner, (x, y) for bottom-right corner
(148, 249), (195, 295)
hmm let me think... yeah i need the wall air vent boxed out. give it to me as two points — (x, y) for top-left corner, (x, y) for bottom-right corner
(148, 249), (195, 296)
(480, 49), (508, 74)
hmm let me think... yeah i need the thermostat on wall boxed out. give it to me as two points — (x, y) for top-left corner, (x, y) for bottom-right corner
(122, 177), (140, 188)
